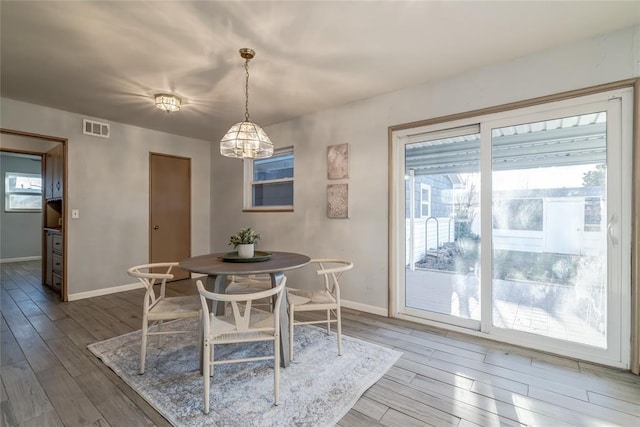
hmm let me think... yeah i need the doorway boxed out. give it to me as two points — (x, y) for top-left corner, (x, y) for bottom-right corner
(149, 152), (191, 279)
(391, 88), (632, 368)
(0, 129), (67, 300)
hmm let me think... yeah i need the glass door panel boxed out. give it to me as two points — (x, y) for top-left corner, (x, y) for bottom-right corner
(491, 112), (607, 347)
(403, 126), (481, 325)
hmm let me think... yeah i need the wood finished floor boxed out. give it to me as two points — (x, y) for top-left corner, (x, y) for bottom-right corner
(1, 261), (640, 426)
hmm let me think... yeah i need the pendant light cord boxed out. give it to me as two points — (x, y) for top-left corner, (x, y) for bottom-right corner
(244, 58), (250, 122)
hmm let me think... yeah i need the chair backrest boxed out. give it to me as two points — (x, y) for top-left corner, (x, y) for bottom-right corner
(311, 259), (353, 299)
(196, 276), (287, 337)
(127, 262), (179, 312)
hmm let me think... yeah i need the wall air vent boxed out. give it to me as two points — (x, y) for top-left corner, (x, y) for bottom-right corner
(82, 119), (110, 138)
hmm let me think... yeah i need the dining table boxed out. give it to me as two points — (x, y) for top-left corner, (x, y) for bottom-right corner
(179, 251), (311, 369)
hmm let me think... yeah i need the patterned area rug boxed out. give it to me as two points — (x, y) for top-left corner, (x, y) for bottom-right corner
(88, 318), (401, 426)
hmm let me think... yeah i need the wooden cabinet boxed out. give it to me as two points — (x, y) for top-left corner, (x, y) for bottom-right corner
(45, 144), (63, 200)
(45, 231), (53, 287)
(45, 149), (54, 200)
(45, 230), (63, 294)
(43, 144), (65, 298)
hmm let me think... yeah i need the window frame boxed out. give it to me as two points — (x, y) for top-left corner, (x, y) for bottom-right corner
(4, 171), (43, 212)
(243, 146), (294, 212)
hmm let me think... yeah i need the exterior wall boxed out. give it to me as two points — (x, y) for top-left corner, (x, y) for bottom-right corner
(211, 25), (638, 313)
(0, 100), (211, 296)
(0, 153), (42, 260)
(405, 175), (453, 219)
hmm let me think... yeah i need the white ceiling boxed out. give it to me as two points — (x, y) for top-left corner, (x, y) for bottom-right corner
(1, 1), (638, 142)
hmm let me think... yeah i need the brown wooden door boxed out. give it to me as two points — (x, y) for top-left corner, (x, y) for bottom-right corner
(149, 153), (191, 280)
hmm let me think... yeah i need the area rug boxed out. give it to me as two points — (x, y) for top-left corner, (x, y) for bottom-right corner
(88, 318), (401, 426)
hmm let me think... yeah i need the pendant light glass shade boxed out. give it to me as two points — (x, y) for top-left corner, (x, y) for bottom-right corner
(220, 121), (274, 159)
(220, 48), (273, 159)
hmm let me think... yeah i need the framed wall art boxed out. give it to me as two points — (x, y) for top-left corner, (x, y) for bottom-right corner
(327, 143), (349, 179)
(327, 183), (349, 219)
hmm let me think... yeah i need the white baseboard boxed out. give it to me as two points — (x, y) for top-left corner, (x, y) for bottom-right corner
(67, 279), (387, 317)
(0, 256), (42, 264)
(342, 299), (388, 317)
(67, 282), (144, 301)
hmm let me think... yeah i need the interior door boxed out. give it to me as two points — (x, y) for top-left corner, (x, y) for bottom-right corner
(150, 153), (191, 280)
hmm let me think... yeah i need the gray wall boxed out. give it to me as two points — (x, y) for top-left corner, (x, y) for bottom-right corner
(0, 104), (212, 297)
(0, 152), (43, 260)
(210, 25), (639, 314)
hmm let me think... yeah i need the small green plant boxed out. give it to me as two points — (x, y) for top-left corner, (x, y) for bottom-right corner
(229, 227), (261, 248)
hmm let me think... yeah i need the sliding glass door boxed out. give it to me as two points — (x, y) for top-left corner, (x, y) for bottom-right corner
(392, 88), (632, 367)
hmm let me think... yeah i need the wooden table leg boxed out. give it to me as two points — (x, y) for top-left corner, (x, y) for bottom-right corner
(271, 272), (290, 368)
(207, 274), (228, 315)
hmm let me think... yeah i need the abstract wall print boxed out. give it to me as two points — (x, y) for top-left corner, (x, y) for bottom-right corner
(327, 143), (349, 179)
(327, 184), (349, 218)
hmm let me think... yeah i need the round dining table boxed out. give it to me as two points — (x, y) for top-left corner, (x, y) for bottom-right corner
(180, 251), (310, 368)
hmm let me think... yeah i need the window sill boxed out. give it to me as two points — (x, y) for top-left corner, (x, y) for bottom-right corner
(242, 208), (294, 213)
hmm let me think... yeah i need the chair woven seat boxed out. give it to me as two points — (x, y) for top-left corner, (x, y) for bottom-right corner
(287, 289), (336, 305)
(152, 296), (202, 316)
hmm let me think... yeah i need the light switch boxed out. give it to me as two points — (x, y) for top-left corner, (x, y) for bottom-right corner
(72, 209), (80, 219)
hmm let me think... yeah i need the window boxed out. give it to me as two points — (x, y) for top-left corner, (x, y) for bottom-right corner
(244, 147), (293, 210)
(419, 184), (431, 217)
(584, 197), (602, 231)
(4, 172), (42, 212)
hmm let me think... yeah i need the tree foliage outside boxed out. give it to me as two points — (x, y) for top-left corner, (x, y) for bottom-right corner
(582, 164), (606, 187)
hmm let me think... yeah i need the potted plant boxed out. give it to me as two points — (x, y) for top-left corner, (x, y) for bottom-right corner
(229, 227), (261, 258)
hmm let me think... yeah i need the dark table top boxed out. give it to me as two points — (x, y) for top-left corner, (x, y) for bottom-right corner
(179, 251), (310, 276)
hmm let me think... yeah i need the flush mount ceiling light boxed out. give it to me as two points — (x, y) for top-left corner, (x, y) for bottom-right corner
(220, 48), (273, 159)
(155, 94), (181, 113)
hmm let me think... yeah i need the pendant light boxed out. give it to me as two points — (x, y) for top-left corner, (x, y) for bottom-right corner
(220, 48), (274, 159)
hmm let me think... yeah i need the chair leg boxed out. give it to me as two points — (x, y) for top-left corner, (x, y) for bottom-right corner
(274, 337), (280, 406)
(337, 307), (343, 356)
(289, 305), (295, 362)
(140, 318), (148, 374)
(210, 345), (215, 377)
(203, 341), (210, 414)
(326, 309), (331, 334)
(197, 319), (203, 370)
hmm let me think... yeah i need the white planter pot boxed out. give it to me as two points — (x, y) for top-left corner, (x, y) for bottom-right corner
(237, 244), (254, 258)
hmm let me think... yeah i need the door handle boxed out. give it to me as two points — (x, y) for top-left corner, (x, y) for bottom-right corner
(607, 214), (618, 246)
(153, 225), (160, 230)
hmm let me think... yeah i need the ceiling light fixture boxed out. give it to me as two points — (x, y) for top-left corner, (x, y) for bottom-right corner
(220, 48), (273, 159)
(155, 94), (181, 113)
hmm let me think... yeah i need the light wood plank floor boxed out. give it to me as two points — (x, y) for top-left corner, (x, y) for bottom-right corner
(2, 261), (640, 426)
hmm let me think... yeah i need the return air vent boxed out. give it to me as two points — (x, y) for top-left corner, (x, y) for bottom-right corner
(82, 119), (110, 138)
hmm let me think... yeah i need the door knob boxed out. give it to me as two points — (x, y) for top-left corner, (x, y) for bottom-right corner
(153, 225), (160, 230)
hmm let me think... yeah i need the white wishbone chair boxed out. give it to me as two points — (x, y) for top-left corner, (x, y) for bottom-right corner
(127, 262), (201, 374)
(287, 259), (353, 362)
(196, 275), (287, 414)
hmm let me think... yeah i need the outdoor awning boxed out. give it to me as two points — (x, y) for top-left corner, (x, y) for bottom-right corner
(405, 114), (607, 175)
